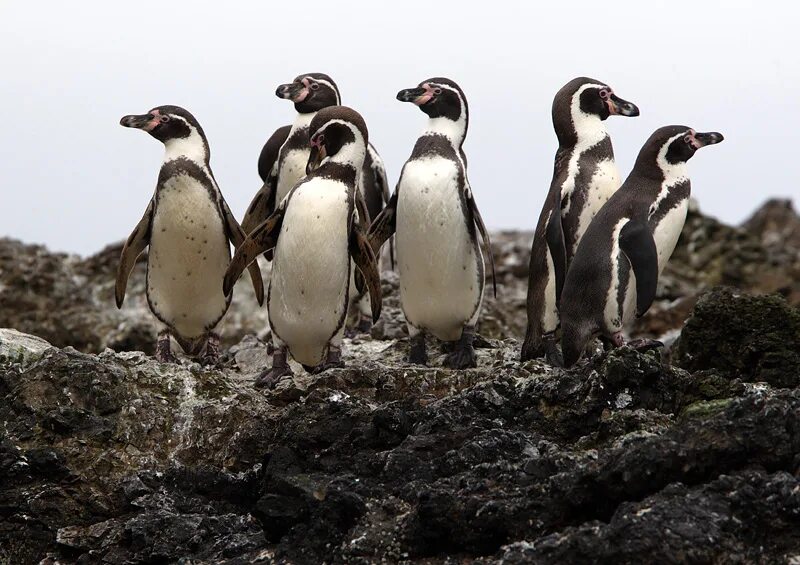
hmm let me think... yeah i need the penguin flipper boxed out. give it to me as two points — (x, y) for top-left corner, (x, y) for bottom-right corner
(368, 144), (395, 269)
(349, 224), (382, 323)
(466, 188), (497, 299)
(221, 199), (265, 306)
(241, 178), (276, 236)
(367, 191), (398, 262)
(257, 125), (291, 183)
(115, 199), (153, 308)
(223, 208), (285, 298)
(619, 220), (659, 317)
(545, 200), (567, 306)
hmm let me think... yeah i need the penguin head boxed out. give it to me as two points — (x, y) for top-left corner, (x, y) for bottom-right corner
(637, 125), (724, 171)
(552, 77), (639, 146)
(120, 105), (206, 145)
(276, 73), (341, 113)
(397, 78), (468, 123)
(306, 106), (368, 175)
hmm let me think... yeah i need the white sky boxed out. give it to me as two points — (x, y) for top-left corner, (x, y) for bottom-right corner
(1, 0), (798, 255)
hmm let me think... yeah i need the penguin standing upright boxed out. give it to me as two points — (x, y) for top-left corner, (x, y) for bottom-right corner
(240, 72), (390, 331)
(560, 125), (724, 367)
(116, 105), (264, 364)
(521, 77), (639, 365)
(369, 78), (496, 369)
(224, 106), (382, 389)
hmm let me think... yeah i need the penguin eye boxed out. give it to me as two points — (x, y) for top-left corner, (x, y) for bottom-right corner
(159, 115), (170, 124)
(310, 82), (320, 91)
(683, 135), (693, 144)
(599, 89), (610, 100)
(433, 87), (442, 95)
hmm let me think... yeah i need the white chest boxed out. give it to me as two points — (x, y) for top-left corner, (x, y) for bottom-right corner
(276, 147), (310, 205)
(651, 199), (689, 273)
(147, 173), (230, 338)
(395, 156), (482, 340)
(572, 158), (620, 253)
(269, 179), (352, 364)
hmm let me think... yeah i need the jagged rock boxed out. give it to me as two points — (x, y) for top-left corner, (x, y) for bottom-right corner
(674, 287), (800, 388)
(1, 199), (800, 563)
(0, 325), (798, 563)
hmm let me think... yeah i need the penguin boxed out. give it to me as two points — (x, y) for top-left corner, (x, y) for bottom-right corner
(521, 77), (639, 365)
(223, 106), (382, 389)
(241, 72), (390, 233)
(240, 72), (391, 332)
(116, 105), (264, 364)
(560, 125), (724, 367)
(369, 78), (496, 369)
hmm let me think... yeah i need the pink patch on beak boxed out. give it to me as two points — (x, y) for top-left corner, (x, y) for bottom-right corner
(414, 84), (435, 106)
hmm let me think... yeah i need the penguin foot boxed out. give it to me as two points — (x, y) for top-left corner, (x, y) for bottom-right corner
(254, 366), (293, 389)
(255, 348), (292, 389)
(310, 347), (345, 374)
(199, 333), (221, 367)
(543, 334), (564, 367)
(408, 334), (428, 365)
(520, 332), (539, 362)
(345, 315), (373, 338)
(627, 338), (664, 353)
(155, 331), (178, 364)
(444, 345), (477, 369)
(444, 327), (477, 370)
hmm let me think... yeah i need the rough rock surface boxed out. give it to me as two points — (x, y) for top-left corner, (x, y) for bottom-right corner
(1, 199), (799, 564)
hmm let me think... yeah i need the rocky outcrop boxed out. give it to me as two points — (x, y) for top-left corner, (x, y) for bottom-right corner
(1, 199), (800, 563)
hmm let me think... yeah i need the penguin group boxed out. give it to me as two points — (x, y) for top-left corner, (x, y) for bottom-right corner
(115, 73), (723, 385)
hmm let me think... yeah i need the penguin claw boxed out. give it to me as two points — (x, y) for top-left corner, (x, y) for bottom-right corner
(155, 350), (178, 364)
(254, 367), (293, 390)
(444, 345), (477, 369)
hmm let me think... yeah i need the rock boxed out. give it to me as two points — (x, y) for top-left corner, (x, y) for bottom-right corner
(0, 328), (53, 365)
(1, 198), (800, 563)
(674, 287), (800, 388)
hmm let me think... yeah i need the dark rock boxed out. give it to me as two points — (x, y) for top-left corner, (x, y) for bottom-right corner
(674, 287), (800, 387)
(1, 199), (800, 563)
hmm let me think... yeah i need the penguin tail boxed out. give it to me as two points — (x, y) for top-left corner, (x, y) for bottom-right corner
(561, 322), (593, 368)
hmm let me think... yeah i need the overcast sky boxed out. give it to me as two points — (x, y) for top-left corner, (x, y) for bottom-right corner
(1, 0), (798, 255)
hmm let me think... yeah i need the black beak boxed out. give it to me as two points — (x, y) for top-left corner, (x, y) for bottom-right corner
(396, 87), (426, 103)
(119, 113), (153, 129)
(693, 131), (724, 147)
(306, 144), (326, 175)
(608, 94), (640, 117)
(276, 82), (305, 100)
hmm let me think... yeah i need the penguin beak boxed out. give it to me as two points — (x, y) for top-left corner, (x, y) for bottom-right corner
(276, 82), (308, 103)
(607, 94), (640, 117)
(397, 87), (431, 105)
(306, 144), (327, 175)
(120, 113), (158, 131)
(691, 131), (724, 148)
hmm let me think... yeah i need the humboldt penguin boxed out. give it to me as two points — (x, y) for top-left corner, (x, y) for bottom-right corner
(116, 105), (264, 364)
(223, 106), (382, 388)
(521, 77), (639, 365)
(560, 125), (723, 367)
(240, 73), (390, 331)
(369, 78), (496, 369)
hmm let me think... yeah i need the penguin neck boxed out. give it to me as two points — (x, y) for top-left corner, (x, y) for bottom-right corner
(322, 143), (366, 174)
(163, 129), (209, 166)
(561, 112), (608, 151)
(291, 111), (316, 134)
(423, 113), (467, 148)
